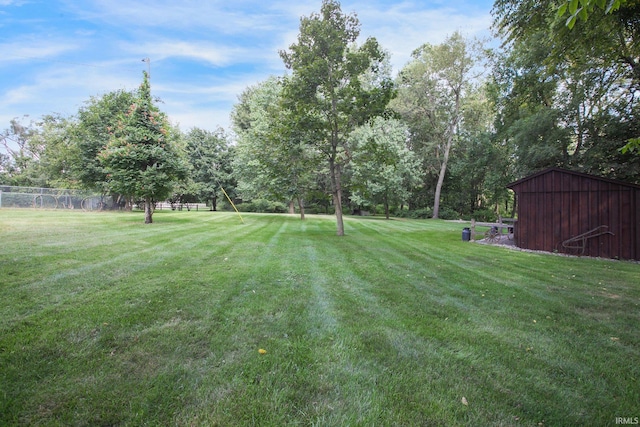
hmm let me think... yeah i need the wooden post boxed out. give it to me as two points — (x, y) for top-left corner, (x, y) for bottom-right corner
(471, 219), (476, 241)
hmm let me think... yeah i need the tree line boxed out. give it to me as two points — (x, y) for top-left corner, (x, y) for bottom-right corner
(1, 0), (638, 230)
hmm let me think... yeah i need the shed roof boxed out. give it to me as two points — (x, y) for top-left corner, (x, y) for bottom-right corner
(507, 167), (640, 191)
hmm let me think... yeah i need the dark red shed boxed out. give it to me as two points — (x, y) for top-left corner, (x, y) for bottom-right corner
(507, 168), (640, 261)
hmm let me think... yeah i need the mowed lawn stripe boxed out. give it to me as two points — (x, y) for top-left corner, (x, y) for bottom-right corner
(306, 221), (481, 424)
(0, 210), (638, 426)
(261, 216), (640, 425)
(2, 211), (245, 328)
(375, 219), (640, 423)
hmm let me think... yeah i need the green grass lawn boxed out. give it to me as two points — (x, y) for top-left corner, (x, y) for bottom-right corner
(1, 209), (638, 426)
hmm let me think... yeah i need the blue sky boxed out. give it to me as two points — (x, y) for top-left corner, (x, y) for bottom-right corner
(0, 0), (495, 134)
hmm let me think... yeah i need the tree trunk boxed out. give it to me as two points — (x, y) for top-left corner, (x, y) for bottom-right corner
(118, 195), (133, 211)
(329, 157), (345, 236)
(144, 197), (153, 224)
(384, 195), (390, 220)
(289, 200), (295, 214)
(333, 190), (344, 235)
(433, 122), (456, 219)
(298, 197), (305, 220)
(327, 79), (345, 236)
(211, 195), (217, 211)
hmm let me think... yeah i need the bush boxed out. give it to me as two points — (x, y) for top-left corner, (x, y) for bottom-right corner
(236, 201), (255, 212)
(268, 201), (287, 213)
(471, 209), (498, 222)
(437, 207), (460, 220)
(236, 199), (288, 213)
(253, 199), (271, 212)
(398, 207), (432, 219)
(394, 207), (462, 220)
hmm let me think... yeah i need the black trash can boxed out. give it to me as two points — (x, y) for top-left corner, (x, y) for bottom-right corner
(462, 227), (471, 242)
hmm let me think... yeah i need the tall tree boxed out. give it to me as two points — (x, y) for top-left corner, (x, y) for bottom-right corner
(445, 83), (511, 217)
(232, 77), (318, 219)
(185, 127), (234, 211)
(489, 39), (570, 178)
(99, 72), (187, 223)
(494, 0), (639, 90)
(75, 89), (138, 193)
(0, 114), (80, 189)
(37, 114), (80, 189)
(0, 115), (79, 189)
(279, 0), (394, 235)
(557, 0), (640, 154)
(492, 0), (640, 182)
(348, 117), (420, 219)
(394, 32), (485, 218)
(0, 116), (46, 186)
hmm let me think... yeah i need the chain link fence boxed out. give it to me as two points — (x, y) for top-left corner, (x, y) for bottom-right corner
(0, 186), (114, 210)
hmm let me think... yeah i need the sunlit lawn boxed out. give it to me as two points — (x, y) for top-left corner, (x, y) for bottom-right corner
(1, 209), (638, 426)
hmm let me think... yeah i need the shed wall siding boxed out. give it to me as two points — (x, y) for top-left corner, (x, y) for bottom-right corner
(509, 169), (639, 261)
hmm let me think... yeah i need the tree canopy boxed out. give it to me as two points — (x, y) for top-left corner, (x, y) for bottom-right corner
(232, 77), (317, 219)
(2, 0), (639, 225)
(279, 0), (395, 235)
(99, 72), (187, 223)
(492, 0), (640, 182)
(75, 89), (138, 193)
(393, 32), (486, 218)
(557, 0), (627, 28)
(348, 117), (420, 219)
(185, 127), (234, 211)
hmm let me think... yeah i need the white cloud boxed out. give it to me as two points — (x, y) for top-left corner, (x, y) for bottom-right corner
(63, 0), (292, 34)
(0, 0), (28, 6)
(2, 84), (37, 105)
(353, 1), (494, 71)
(264, 0), (494, 73)
(0, 38), (80, 65)
(0, 61), (140, 118)
(1, 0), (495, 134)
(123, 40), (251, 68)
(156, 72), (284, 131)
(166, 107), (231, 133)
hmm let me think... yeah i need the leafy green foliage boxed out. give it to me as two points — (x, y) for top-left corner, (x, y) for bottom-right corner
(232, 77), (318, 218)
(280, 0), (394, 234)
(237, 198), (288, 213)
(36, 114), (82, 189)
(185, 127), (234, 210)
(492, 0), (640, 182)
(557, 0), (625, 28)
(621, 137), (640, 154)
(348, 117), (420, 218)
(99, 73), (187, 222)
(0, 117), (49, 187)
(73, 90), (138, 193)
(393, 32), (486, 218)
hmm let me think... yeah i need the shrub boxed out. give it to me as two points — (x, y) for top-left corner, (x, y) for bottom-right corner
(437, 207), (461, 220)
(406, 207), (432, 219)
(236, 199), (288, 213)
(471, 209), (498, 222)
(252, 199), (271, 212)
(268, 201), (287, 213)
